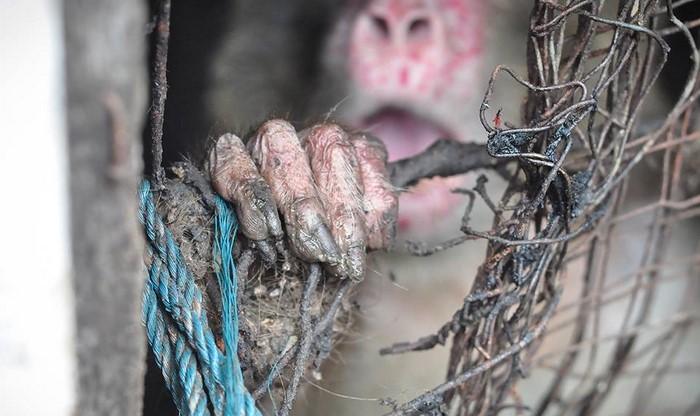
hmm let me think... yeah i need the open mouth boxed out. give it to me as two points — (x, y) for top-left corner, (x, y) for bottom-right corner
(359, 107), (463, 233)
(361, 107), (453, 162)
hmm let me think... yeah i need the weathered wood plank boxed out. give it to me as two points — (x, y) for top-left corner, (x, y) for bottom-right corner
(64, 0), (148, 414)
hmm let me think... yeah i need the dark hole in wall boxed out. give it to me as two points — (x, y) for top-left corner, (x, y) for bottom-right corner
(142, 0), (234, 176)
(142, 349), (178, 416)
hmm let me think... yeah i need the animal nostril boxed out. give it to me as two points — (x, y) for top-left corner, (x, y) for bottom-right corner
(370, 15), (390, 39)
(407, 17), (431, 40)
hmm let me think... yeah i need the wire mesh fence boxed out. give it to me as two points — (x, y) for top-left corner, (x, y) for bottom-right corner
(381, 1), (700, 414)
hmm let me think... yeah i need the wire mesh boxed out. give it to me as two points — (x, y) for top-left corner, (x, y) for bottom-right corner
(384, 1), (700, 414)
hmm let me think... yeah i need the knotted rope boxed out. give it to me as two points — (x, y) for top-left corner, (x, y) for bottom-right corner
(139, 180), (261, 416)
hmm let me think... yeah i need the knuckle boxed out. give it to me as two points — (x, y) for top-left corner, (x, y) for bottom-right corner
(304, 123), (351, 155)
(352, 132), (389, 162)
(308, 123), (346, 139)
(258, 118), (295, 136)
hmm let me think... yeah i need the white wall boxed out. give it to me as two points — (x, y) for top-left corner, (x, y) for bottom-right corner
(0, 1), (76, 414)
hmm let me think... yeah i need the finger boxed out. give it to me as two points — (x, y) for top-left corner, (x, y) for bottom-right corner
(351, 133), (398, 250)
(304, 123), (367, 281)
(209, 133), (283, 241)
(248, 119), (341, 265)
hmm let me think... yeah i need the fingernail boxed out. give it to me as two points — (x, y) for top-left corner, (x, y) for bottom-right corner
(264, 204), (284, 239)
(314, 223), (342, 264)
(344, 244), (366, 282)
(256, 240), (276, 264)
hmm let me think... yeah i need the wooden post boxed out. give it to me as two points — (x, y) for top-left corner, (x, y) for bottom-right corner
(63, 0), (148, 414)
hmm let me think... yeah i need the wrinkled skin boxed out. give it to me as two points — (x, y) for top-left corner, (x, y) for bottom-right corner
(210, 120), (397, 281)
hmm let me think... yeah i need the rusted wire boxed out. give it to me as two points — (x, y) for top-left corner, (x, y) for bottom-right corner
(383, 1), (700, 414)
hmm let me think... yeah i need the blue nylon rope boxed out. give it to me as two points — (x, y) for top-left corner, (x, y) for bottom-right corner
(139, 180), (262, 416)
